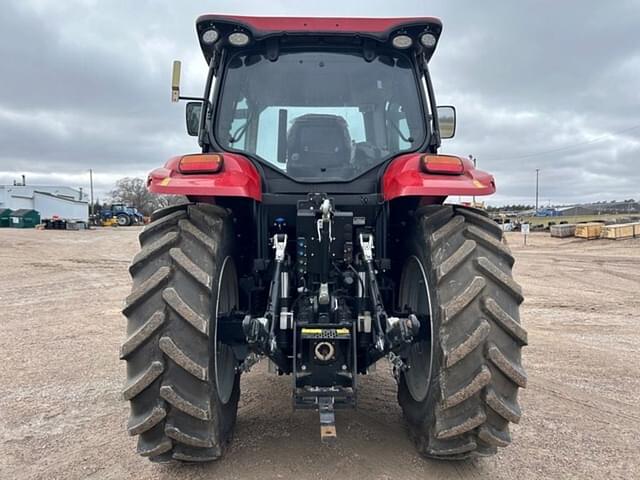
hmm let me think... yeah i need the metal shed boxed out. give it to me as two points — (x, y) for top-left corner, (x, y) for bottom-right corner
(9, 209), (41, 228)
(0, 208), (12, 228)
(0, 185), (89, 222)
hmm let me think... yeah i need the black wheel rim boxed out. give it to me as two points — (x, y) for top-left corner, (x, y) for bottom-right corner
(398, 255), (434, 402)
(214, 256), (238, 405)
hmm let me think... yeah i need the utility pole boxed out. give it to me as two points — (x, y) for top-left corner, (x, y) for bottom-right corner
(89, 169), (94, 223)
(469, 155), (477, 205)
(535, 169), (540, 213)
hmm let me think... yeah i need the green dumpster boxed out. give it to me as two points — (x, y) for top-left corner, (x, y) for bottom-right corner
(9, 209), (41, 228)
(0, 208), (12, 228)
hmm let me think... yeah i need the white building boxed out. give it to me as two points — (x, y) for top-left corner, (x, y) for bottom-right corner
(0, 185), (89, 221)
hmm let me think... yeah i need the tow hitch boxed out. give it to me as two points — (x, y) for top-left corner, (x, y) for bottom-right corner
(292, 321), (357, 444)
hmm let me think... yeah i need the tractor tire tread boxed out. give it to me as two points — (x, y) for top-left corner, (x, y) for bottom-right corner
(162, 287), (208, 336)
(436, 239), (477, 284)
(169, 247), (211, 291)
(127, 404), (167, 436)
(442, 365), (491, 409)
(443, 319), (490, 368)
(165, 423), (214, 448)
(465, 225), (514, 267)
(482, 297), (528, 345)
(122, 361), (164, 401)
(159, 336), (208, 381)
(140, 209), (187, 245)
(137, 437), (173, 458)
(399, 205), (526, 460)
(122, 203), (238, 462)
(120, 311), (165, 359)
(130, 232), (179, 273)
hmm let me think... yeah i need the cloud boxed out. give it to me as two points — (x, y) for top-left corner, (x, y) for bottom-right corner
(1, 0), (638, 204)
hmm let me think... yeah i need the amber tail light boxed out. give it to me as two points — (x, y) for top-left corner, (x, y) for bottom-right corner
(420, 155), (464, 175)
(179, 154), (224, 174)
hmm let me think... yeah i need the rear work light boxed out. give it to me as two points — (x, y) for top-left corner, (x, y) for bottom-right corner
(420, 155), (465, 175)
(179, 154), (224, 174)
(228, 32), (250, 47)
(392, 34), (413, 49)
(201, 28), (220, 45)
(420, 33), (437, 48)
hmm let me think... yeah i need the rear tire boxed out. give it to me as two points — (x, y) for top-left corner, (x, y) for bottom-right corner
(121, 203), (240, 462)
(397, 205), (527, 459)
(117, 214), (131, 227)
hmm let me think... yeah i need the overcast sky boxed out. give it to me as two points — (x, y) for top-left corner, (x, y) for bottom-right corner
(1, 0), (638, 205)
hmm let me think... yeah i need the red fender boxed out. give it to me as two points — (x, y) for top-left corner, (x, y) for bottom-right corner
(382, 154), (496, 201)
(147, 153), (262, 202)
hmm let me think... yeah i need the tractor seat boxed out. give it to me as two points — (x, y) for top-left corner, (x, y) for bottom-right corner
(287, 114), (352, 178)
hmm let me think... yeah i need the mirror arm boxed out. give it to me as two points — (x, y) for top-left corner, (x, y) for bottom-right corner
(423, 70), (441, 148)
(198, 127), (211, 148)
(178, 95), (210, 106)
(199, 53), (219, 148)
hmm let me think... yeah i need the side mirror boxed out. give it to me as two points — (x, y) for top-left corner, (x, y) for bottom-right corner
(185, 102), (202, 137)
(171, 60), (181, 103)
(437, 105), (456, 139)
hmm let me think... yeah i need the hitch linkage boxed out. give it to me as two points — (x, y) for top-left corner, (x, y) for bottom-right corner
(359, 234), (420, 352)
(242, 233), (288, 353)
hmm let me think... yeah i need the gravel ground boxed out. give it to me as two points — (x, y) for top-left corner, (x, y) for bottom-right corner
(0, 228), (638, 479)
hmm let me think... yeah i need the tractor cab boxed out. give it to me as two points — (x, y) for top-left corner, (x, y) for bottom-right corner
(172, 16), (457, 192)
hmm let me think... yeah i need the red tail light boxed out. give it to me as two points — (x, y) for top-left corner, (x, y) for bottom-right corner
(179, 154), (224, 174)
(420, 155), (464, 175)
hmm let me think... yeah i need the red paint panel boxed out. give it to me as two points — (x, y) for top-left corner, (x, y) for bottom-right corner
(148, 153), (262, 202)
(197, 14), (441, 38)
(382, 154), (496, 201)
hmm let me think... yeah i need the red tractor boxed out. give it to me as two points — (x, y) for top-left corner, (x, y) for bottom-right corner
(122, 14), (526, 463)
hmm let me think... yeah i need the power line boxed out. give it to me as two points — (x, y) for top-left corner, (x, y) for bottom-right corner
(492, 124), (640, 162)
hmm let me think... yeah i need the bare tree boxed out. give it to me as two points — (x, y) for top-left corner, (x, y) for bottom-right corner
(110, 177), (186, 216)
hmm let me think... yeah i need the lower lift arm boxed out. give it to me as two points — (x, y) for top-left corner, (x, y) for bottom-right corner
(242, 233), (288, 355)
(358, 233), (420, 354)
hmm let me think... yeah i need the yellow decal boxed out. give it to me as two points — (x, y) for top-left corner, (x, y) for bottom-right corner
(473, 179), (485, 188)
(160, 177), (171, 186)
(336, 328), (350, 335)
(301, 328), (322, 335)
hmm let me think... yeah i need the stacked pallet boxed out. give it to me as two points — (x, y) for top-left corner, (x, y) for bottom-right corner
(575, 222), (604, 240)
(601, 223), (640, 240)
(550, 224), (576, 238)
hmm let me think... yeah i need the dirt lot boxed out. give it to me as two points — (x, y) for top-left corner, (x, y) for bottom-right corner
(1, 228), (639, 479)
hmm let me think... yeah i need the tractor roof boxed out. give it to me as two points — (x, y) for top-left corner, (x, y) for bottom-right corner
(196, 15), (443, 63)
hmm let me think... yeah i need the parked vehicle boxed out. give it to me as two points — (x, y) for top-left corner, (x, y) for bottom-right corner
(101, 203), (144, 226)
